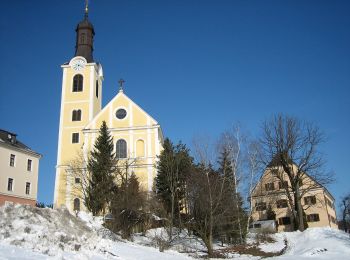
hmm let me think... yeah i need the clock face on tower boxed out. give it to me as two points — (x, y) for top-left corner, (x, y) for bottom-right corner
(72, 58), (86, 71)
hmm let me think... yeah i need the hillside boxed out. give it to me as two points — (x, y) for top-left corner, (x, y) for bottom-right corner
(0, 203), (349, 259)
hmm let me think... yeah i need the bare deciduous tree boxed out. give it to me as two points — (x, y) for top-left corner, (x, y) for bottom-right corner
(260, 114), (333, 231)
(340, 194), (350, 233)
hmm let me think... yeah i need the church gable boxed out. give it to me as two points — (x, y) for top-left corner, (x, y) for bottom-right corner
(85, 90), (158, 130)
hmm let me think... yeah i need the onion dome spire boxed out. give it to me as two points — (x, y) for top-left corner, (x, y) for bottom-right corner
(74, 0), (95, 62)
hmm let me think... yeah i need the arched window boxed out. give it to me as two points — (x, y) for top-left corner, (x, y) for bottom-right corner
(73, 198), (80, 211)
(73, 74), (83, 92)
(116, 139), (127, 158)
(72, 109), (82, 121)
(136, 139), (145, 157)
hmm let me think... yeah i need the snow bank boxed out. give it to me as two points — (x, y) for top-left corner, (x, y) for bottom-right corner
(271, 227), (350, 259)
(0, 203), (191, 259)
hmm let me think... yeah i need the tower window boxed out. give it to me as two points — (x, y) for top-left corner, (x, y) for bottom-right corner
(8, 178), (13, 191)
(74, 198), (80, 211)
(72, 133), (79, 144)
(116, 139), (127, 158)
(72, 109), (82, 121)
(25, 182), (31, 195)
(73, 74), (83, 92)
(27, 159), (32, 171)
(9, 154), (15, 167)
(96, 80), (99, 98)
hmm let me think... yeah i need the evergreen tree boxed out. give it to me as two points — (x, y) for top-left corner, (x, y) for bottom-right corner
(216, 148), (246, 244)
(85, 121), (116, 215)
(155, 138), (193, 238)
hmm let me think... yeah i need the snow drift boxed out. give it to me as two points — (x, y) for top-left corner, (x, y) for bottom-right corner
(0, 202), (349, 259)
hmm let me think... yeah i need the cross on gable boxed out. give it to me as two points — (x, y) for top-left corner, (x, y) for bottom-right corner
(118, 79), (125, 91)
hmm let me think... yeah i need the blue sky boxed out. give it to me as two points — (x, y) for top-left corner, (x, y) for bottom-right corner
(1, 1), (349, 212)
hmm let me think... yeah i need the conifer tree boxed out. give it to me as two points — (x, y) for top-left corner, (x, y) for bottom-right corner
(156, 138), (193, 239)
(85, 121), (116, 215)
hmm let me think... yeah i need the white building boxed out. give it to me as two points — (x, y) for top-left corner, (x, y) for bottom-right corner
(0, 129), (41, 206)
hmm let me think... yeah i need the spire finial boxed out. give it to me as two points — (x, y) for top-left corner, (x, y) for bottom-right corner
(118, 79), (125, 92)
(84, 0), (89, 18)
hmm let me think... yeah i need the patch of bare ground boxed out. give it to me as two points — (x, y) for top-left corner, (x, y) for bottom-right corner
(215, 238), (287, 258)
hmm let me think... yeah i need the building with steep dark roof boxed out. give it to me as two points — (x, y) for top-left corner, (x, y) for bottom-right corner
(0, 129), (41, 206)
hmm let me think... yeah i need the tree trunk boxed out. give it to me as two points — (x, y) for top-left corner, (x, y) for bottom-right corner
(294, 184), (305, 231)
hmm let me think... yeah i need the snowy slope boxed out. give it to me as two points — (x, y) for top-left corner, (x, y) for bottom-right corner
(271, 227), (350, 260)
(0, 203), (349, 260)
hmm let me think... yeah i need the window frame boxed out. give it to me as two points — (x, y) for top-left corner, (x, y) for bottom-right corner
(7, 178), (14, 191)
(72, 74), (83, 92)
(307, 213), (320, 222)
(25, 182), (31, 195)
(73, 198), (80, 211)
(304, 195), (316, 205)
(255, 202), (267, 211)
(265, 182), (275, 191)
(116, 139), (127, 158)
(72, 109), (82, 121)
(27, 159), (32, 171)
(10, 154), (15, 167)
(276, 199), (288, 208)
(95, 80), (99, 98)
(72, 133), (80, 144)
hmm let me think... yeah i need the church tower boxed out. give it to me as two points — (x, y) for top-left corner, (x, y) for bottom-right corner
(53, 5), (103, 209)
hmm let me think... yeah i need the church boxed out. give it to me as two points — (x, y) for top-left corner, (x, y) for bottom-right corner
(53, 6), (164, 212)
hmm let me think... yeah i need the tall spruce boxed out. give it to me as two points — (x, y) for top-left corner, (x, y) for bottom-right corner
(156, 138), (193, 239)
(216, 148), (246, 244)
(85, 121), (116, 215)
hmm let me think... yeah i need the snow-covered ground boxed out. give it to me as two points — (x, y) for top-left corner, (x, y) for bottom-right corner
(0, 203), (349, 259)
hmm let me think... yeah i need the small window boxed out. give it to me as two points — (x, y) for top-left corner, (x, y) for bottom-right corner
(27, 159), (32, 171)
(74, 198), (80, 211)
(8, 178), (13, 191)
(72, 133), (79, 144)
(307, 214), (320, 222)
(276, 199), (288, 208)
(304, 196), (316, 205)
(265, 182), (275, 191)
(10, 154), (15, 167)
(278, 217), (291, 225)
(279, 181), (288, 190)
(255, 202), (267, 211)
(115, 109), (127, 120)
(96, 80), (99, 98)
(75, 177), (81, 184)
(73, 74), (83, 92)
(25, 182), (31, 195)
(116, 139), (127, 158)
(72, 109), (82, 121)
(253, 223), (261, 228)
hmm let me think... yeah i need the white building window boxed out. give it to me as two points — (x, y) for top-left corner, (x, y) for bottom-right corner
(27, 159), (32, 171)
(8, 178), (13, 191)
(10, 154), (15, 167)
(25, 182), (31, 195)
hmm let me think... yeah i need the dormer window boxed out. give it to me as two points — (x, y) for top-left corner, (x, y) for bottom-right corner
(73, 74), (83, 92)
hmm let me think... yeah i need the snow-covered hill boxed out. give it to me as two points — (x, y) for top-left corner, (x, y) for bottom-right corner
(0, 203), (349, 259)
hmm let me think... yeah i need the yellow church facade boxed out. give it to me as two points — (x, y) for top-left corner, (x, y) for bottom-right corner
(53, 10), (163, 212)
